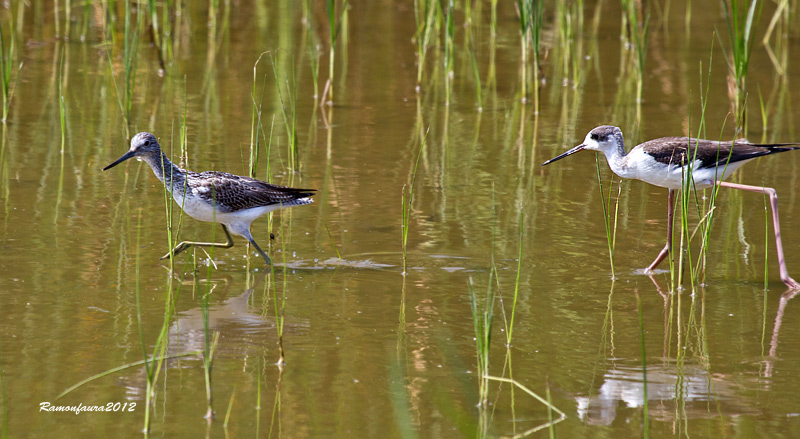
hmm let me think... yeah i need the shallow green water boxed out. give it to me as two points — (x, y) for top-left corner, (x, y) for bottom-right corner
(2, 1), (800, 437)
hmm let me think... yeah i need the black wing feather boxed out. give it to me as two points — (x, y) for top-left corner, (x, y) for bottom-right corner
(640, 137), (800, 169)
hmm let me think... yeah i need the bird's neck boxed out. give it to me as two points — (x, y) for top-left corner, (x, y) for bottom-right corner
(601, 142), (630, 177)
(142, 151), (186, 189)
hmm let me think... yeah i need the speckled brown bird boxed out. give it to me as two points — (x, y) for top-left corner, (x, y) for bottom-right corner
(103, 132), (315, 264)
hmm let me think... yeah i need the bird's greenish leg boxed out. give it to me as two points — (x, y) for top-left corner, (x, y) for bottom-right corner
(160, 224), (236, 260)
(246, 237), (272, 265)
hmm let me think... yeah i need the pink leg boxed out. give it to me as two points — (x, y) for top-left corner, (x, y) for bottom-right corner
(647, 189), (676, 272)
(719, 181), (800, 290)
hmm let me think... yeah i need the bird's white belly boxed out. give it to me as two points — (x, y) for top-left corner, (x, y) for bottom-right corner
(620, 150), (747, 190)
(171, 192), (214, 222)
(171, 191), (273, 223)
(169, 189), (305, 238)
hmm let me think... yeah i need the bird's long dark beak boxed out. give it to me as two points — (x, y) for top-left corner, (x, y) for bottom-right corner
(541, 144), (586, 166)
(103, 150), (137, 171)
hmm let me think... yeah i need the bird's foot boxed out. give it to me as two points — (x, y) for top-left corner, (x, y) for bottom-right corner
(160, 242), (192, 260)
(782, 276), (800, 291)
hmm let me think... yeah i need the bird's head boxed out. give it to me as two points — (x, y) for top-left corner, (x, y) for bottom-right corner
(103, 132), (161, 171)
(542, 125), (624, 165)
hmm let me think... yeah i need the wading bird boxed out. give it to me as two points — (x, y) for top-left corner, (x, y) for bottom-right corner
(103, 132), (315, 265)
(542, 125), (800, 289)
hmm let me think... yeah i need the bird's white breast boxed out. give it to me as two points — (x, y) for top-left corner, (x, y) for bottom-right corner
(618, 149), (748, 190)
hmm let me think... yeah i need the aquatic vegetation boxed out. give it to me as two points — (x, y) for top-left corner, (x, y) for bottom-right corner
(0, 15), (18, 123)
(401, 130), (426, 274)
(325, 0), (348, 104)
(469, 274), (495, 407)
(467, 38), (483, 111)
(620, 0), (650, 105)
(443, 0), (455, 105)
(271, 52), (300, 172)
(413, 0), (437, 89)
(721, 0), (763, 129)
(517, 0), (544, 108)
(594, 157), (621, 279)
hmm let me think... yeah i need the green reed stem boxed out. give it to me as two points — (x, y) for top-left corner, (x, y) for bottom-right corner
(325, 0), (348, 103)
(531, 0), (544, 112)
(58, 50), (66, 154)
(251, 52), (270, 177)
(147, 0), (167, 72)
(123, 0), (140, 128)
(0, 367), (6, 439)
(55, 351), (201, 401)
(325, 224), (342, 259)
(620, 0), (650, 103)
(506, 208), (524, 343)
(688, 42), (716, 285)
(469, 273), (495, 407)
(223, 388), (236, 428)
(274, 219), (288, 365)
(104, 49), (127, 137)
(761, 187), (769, 288)
(443, 0), (454, 105)
(54, 0), (60, 38)
(413, 0), (437, 88)
(721, 0), (763, 130)
(270, 53), (299, 172)
(65, 0), (72, 39)
(308, 32), (321, 100)
(595, 156), (616, 278)
(401, 129), (427, 274)
(0, 13), (18, 123)
(517, 0), (543, 104)
(467, 36), (483, 111)
(134, 211), (154, 432)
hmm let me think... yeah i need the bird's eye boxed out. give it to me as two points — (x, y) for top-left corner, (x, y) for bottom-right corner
(590, 133), (600, 141)
(144, 140), (150, 146)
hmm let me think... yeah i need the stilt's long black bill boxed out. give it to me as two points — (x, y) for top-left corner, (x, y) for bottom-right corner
(103, 150), (137, 171)
(541, 144), (586, 166)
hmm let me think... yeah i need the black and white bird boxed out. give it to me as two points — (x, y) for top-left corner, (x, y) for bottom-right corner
(104, 132), (315, 265)
(542, 125), (800, 289)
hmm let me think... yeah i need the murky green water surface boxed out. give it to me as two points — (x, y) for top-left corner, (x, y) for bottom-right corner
(2, 1), (800, 437)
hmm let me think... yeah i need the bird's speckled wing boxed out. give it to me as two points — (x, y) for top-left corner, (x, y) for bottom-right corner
(640, 137), (800, 169)
(187, 171), (316, 212)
